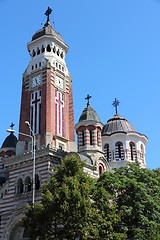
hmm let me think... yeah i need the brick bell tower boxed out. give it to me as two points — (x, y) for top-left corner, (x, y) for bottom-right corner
(18, 7), (76, 153)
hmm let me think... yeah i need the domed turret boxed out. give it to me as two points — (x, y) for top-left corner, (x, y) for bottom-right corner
(0, 123), (18, 158)
(102, 99), (148, 169)
(1, 132), (17, 149)
(75, 95), (108, 177)
(78, 104), (101, 123)
(75, 95), (103, 153)
(102, 114), (135, 136)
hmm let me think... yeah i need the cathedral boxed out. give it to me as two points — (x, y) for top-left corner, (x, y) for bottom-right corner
(0, 8), (147, 240)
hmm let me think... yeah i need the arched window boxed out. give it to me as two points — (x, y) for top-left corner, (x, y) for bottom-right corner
(129, 142), (137, 161)
(140, 144), (144, 161)
(5, 150), (15, 157)
(47, 44), (51, 52)
(99, 164), (104, 175)
(37, 47), (40, 55)
(104, 143), (111, 162)
(57, 49), (60, 56)
(35, 174), (40, 190)
(53, 46), (56, 53)
(41, 45), (45, 53)
(60, 52), (64, 59)
(82, 131), (85, 146)
(25, 176), (31, 192)
(90, 130), (93, 145)
(32, 49), (36, 57)
(17, 178), (23, 194)
(115, 142), (124, 161)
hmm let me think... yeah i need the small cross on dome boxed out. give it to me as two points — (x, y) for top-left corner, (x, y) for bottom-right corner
(85, 94), (92, 107)
(45, 7), (52, 22)
(10, 122), (15, 130)
(112, 98), (120, 115)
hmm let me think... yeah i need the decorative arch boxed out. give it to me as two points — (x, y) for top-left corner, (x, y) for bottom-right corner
(98, 163), (105, 175)
(115, 142), (124, 161)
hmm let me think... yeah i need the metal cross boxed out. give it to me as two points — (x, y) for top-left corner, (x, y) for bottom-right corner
(85, 94), (92, 107)
(112, 98), (120, 115)
(10, 122), (15, 130)
(45, 7), (52, 22)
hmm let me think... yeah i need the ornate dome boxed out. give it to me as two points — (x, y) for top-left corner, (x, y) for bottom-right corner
(102, 114), (136, 136)
(1, 133), (18, 148)
(78, 104), (101, 123)
(32, 22), (64, 42)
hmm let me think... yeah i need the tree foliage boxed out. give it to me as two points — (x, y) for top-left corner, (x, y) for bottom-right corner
(23, 159), (160, 240)
(97, 163), (160, 239)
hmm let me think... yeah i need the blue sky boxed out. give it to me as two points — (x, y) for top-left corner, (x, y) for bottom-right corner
(0, 0), (160, 169)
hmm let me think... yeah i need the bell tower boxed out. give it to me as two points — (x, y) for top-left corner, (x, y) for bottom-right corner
(18, 7), (76, 152)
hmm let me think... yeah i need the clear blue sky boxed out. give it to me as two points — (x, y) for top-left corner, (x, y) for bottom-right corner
(0, 0), (160, 169)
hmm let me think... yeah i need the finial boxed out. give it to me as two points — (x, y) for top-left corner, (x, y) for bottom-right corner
(45, 7), (52, 23)
(10, 122), (15, 130)
(85, 94), (92, 107)
(112, 98), (120, 115)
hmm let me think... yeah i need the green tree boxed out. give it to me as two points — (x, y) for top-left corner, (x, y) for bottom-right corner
(23, 155), (99, 240)
(97, 163), (160, 240)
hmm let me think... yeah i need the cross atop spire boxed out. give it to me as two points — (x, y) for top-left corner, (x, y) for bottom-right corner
(10, 122), (15, 130)
(112, 98), (120, 115)
(45, 7), (52, 23)
(85, 94), (92, 107)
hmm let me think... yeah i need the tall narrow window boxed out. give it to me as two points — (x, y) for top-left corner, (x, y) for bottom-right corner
(140, 144), (144, 160)
(30, 90), (41, 135)
(118, 144), (121, 158)
(90, 130), (93, 145)
(99, 164), (104, 175)
(32, 49), (36, 57)
(35, 174), (40, 190)
(17, 178), (23, 194)
(53, 46), (56, 53)
(104, 143), (110, 161)
(115, 142), (124, 161)
(82, 131), (85, 146)
(129, 142), (137, 161)
(130, 143), (133, 160)
(37, 47), (40, 55)
(25, 176), (31, 192)
(47, 44), (51, 52)
(55, 92), (64, 136)
(41, 45), (45, 53)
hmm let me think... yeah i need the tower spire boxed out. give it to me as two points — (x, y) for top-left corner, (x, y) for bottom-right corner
(112, 98), (120, 115)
